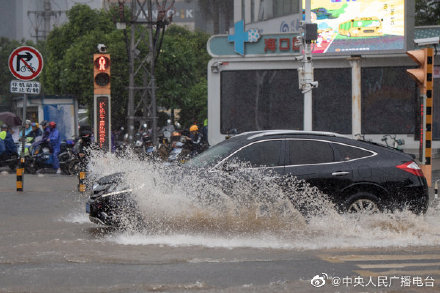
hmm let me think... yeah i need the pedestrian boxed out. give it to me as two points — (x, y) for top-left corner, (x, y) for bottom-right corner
(48, 121), (61, 174)
(0, 124), (17, 158)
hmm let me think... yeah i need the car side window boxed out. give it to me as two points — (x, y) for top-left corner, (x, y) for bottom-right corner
(332, 143), (373, 161)
(228, 140), (282, 167)
(286, 140), (334, 165)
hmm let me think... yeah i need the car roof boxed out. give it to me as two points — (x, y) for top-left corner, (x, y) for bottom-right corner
(233, 130), (350, 140)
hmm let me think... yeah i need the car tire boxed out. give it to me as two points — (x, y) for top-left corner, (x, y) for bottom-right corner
(345, 192), (380, 214)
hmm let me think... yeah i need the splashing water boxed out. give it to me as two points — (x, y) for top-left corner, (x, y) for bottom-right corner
(87, 151), (440, 250)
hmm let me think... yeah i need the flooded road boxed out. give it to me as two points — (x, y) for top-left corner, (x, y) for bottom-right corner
(1, 156), (440, 292)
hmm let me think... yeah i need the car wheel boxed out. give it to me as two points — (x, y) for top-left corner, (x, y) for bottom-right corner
(345, 192), (380, 214)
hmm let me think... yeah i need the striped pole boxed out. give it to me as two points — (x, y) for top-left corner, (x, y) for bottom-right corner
(78, 169), (86, 193)
(16, 157), (24, 191)
(422, 48), (434, 186)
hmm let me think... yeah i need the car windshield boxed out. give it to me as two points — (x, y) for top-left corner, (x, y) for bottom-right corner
(185, 137), (241, 168)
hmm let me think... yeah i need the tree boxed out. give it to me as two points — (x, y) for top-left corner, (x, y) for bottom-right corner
(41, 4), (128, 125)
(155, 25), (210, 127)
(415, 0), (440, 26)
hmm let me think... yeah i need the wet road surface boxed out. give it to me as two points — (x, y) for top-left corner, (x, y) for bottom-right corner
(1, 172), (440, 292)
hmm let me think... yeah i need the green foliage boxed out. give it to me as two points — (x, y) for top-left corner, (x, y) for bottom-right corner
(41, 4), (128, 124)
(40, 4), (210, 128)
(156, 25), (210, 126)
(415, 0), (440, 26)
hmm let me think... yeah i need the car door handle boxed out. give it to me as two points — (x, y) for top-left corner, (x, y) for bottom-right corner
(332, 171), (350, 176)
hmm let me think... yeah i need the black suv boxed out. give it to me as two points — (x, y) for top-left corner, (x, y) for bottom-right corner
(87, 131), (429, 226)
(185, 130), (429, 214)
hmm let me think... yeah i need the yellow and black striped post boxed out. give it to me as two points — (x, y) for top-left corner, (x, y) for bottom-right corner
(78, 169), (86, 193)
(406, 47), (435, 186)
(423, 47), (434, 186)
(16, 157), (24, 191)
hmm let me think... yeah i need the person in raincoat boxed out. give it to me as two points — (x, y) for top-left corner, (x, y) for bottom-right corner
(48, 121), (61, 174)
(0, 124), (17, 158)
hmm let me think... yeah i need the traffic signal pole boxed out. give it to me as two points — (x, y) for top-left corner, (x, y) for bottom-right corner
(406, 48), (434, 186)
(303, 0), (312, 131)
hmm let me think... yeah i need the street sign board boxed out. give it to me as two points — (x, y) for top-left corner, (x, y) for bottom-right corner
(10, 80), (41, 94)
(8, 46), (43, 80)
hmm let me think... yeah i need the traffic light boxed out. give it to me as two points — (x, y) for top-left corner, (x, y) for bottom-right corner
(406, 48), (434, 185)
(93, 54), (111, 95)
(406, 48), (433, 94)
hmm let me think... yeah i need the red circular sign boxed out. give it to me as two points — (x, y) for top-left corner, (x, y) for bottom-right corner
(8, 46), (44, 80)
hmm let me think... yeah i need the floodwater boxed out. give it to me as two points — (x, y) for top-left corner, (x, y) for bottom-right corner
(2, 152), (440, 292)
(86, 151), (440, 251)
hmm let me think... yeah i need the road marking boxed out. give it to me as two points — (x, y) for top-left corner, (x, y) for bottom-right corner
(355, 269), (440, 278)
(319, 254), (440, 263)
(357, 262), (440, 269)
(319, 254), (440, 278)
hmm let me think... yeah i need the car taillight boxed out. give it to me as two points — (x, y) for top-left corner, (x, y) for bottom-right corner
(396, 161), (424, 177)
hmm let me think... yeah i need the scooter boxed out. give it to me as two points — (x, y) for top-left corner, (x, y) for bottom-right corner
(25, 141), (68, 174)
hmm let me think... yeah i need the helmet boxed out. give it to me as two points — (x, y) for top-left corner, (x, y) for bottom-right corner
(189, 125), (198, 132)
(49, 121), (56, 128)
(40, 120), (48, 127)
(1, 124), (7, 129)
(25, 120), (31, 125)
(31, 122), (37, 127)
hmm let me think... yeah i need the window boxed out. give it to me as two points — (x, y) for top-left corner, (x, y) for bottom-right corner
(332, 143), (373, 161)
(221, 70), (303, 134)
(229, 140), (282, 167)
(286, 139), (334, 165)
(361, 67), (417, 134)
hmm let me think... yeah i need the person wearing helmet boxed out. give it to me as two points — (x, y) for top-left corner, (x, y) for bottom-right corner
(0, 124), (17, 158)
(187, 124), (203, 155)
(20, 120), (32, 138)
(40, 120), (50, 141)
(48, 121), (62, 174)
(27, 122), (42, 139)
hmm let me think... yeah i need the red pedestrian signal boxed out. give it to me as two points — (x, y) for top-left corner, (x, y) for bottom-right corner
(93, 54), (110, 94)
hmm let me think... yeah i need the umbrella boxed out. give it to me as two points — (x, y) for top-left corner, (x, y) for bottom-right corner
(0, 112), (22, 127)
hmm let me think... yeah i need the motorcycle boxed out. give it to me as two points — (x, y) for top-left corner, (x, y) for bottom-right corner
(25, 141), (69, 174)
(0, 151), (18, 171)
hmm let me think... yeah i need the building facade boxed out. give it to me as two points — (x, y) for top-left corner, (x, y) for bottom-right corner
(207, 0), (440, 156)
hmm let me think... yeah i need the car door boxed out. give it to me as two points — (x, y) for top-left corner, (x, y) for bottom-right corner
(224, 139), (285, 176)
(284, 139), (353, 197)
(215, 139), (286, 195)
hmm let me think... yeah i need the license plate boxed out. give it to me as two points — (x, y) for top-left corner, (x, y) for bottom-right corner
(86, 202), (90, 214)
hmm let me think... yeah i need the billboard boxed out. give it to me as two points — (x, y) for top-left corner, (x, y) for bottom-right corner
(302, 0), (405, 55)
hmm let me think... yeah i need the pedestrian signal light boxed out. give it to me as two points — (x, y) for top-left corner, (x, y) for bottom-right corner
(93, 54), (110, 94)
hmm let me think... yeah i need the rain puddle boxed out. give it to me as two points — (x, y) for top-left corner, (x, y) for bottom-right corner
(85, 151), (440, 250)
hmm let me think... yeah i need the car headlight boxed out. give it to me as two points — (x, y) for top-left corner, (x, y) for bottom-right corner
(92, 183), (107, 192)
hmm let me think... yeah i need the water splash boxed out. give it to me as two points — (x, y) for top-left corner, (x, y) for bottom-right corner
(87, 151), (440, 250)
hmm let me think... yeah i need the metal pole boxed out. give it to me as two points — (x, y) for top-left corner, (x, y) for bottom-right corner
(21, 94), (27, 157)
(303, 0), (312, 131)
(148, 0), (158, 146)
(127, 0), (136, 143)
(350, 57), (362, 136)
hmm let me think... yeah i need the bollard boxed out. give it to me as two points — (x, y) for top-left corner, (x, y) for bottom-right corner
(16, 157), (24, 191)
(78, 170), (86, 193)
